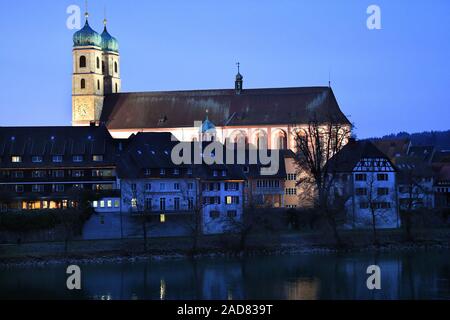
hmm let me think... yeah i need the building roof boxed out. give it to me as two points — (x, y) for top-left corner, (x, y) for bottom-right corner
(73, 20), (102, 48)
(326, 140), (394, 173)
(101, 86), (350, 130)
(407, 145), (435, 163)
(395, 156), (435, 183)
(0, 126), (118, 168)
(371, 138), (410, 161)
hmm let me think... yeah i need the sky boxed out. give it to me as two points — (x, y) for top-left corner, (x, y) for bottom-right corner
(0, 0), (449, 138)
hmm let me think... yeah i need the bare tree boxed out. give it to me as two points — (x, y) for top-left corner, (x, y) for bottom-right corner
(293, 113), (352, 246)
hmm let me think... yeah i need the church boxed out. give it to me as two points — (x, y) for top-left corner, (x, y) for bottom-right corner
(71, 12), (351, 151)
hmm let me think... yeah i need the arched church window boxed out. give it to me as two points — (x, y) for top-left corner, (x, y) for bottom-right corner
(114, 62), (118, 73)
(234, 133), (248, 146)
(97, 80), (100, 90)
(79, 56), (86, 68)
(115, 83), (118, 93)
(96, 57), (100, 69)
(276, 131), (287, 149)
(256, 133), (268, 150)
(81, 79), (86, 89)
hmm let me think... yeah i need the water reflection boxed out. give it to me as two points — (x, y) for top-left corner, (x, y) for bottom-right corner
(1, 250), (449, 300)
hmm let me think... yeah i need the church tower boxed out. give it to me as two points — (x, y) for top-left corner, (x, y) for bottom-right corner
(72, 11), (105, 126)
(101, 19), (121, 95)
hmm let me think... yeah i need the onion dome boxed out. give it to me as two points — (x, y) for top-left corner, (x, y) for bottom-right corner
(73, 19), (102, 48)
(101, 20), (119, 53)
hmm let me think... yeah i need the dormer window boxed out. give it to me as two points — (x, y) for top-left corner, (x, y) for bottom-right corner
(52, 155), (63, 163)
(173, 169), (180, 175)
(32, 156), (43, 163)
(11, 156), (22, 163)
(93, 155), (104, 162)
(160, 169), (166, 175)
(73, 155), (83, 163)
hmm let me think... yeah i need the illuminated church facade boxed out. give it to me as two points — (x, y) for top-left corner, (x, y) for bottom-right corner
(71, 13), (351, 153)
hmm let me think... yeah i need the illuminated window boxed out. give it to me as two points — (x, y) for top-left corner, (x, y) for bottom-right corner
(114, 200), (120, 208)
(160, 214), (166, 223)
(92, 155), (104, 162)
(225, 196), (239, 205)
(107, 200), (112, 208)
(11, 156), (22, 163)
(79, 56), (86, 68)
(131, 198), (137, 208)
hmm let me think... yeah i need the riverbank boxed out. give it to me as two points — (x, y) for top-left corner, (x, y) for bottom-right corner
(1, 228), (450, 268)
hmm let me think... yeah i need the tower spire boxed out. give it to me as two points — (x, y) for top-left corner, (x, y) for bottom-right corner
(84, 0), (89, 20)
(235, 62), (243, 94)
(103, 6), (107, 27)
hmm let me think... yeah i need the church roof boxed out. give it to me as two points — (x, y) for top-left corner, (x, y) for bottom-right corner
(100, 86), (350, 130)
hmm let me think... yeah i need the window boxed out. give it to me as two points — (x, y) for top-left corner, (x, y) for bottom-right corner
(131, 184), (137, 192)
(160, 183), (165, 191)
(114, 61), (118, 73)
(256, 180), (280, 188)
(145, 198), (152, 211)
(286, 173), (297, 181)
(93, 201), (98, 208)
(160, 169), (166, 175)
(356, 188), (367, 196)
(209, 211), (220, 219)
(160, 214), (166, 223)
(144, 169), (151, 176)
(52, 155), (63, 163)
(221, 170), (227, 177)
(96, 57), (100, 69)
(160, 198), (166, 211)
(79, 56), (86, 68)
(11, 156), (22, 163)
(377, 188), (389, 196)
(188, 183), (194, 190)
(188, 198), (194, 210)
(174, 197), (180, 211)
(360, 202), (369, 209)
(12, 171), (24, 178)
(107, 200), (112, 208)
(97, 80), (100, 90)
(115, 83), (118, 93)
(174, 183), (180, 191)
(213, 170), (218, 177)
(377, 174), (388, 181)
(145, 183), (152, 192)
(72, 170), (84, 177)
(100, 201), (105, 208)
(92, 155), (104, 162)
(32, 170), (45, 178)
(276, 132), (287, 150)
(54, 185), (64, 192)
(32, 156), (43, 163)
(285, 188), (297, 195)
(173, 169), (180, 175)
(15, 185), (24, 193)
(225, 182), (238, 191)
(52, 170), (64, 178)
(131, 198), (137, 208)
(355, 174), (367, 181)
(73, 155), (83, 162)
(32, 185), (44, 192)
(187, 168), (193, 175)
(81, 79), (86, 89)
(256, 133), (268, 149)
(225, 196), (239, 205)
(227, 210), (237, 218)
(114, 200), (120, 208)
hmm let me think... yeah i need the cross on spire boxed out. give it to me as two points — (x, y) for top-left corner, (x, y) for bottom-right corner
(84, 0), (89, 20)
(236, 62), (240, 74)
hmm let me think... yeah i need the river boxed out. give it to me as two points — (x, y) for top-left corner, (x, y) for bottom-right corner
(1, 250), (449, 300)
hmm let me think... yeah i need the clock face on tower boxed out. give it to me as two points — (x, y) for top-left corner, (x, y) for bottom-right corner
(75, 103), (89, 120)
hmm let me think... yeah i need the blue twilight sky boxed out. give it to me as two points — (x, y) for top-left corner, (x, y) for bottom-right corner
(0, 0), (449, 138)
